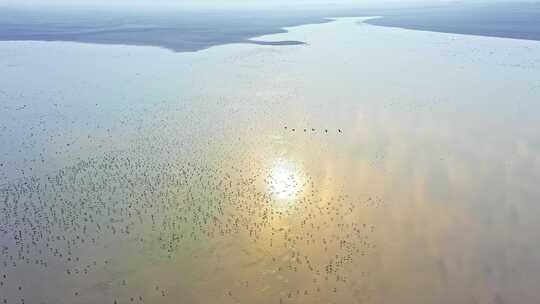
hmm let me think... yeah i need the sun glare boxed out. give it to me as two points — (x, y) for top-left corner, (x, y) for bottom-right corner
(267, 159), (304, 202)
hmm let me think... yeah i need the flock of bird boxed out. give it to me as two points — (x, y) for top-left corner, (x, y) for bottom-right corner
(284, 126), (342, 134)
(0, 92), (382, 304)
(0, 138), (381, 303)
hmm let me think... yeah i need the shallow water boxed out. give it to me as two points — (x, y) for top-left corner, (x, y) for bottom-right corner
(1, 17), (540, 304)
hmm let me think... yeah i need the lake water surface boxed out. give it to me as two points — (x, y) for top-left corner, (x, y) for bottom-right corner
(1, 17), (540, 304)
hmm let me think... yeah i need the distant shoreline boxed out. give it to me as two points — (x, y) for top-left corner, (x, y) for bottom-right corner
(0, 3), (539, 52)
(365, 3), (540, 42)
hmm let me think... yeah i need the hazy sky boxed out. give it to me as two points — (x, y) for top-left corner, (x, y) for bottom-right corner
(0, 0), (526, 9)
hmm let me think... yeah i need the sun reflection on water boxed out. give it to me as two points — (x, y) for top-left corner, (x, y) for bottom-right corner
(266, 159), (305, 205)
